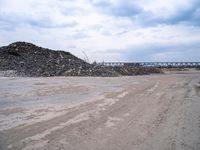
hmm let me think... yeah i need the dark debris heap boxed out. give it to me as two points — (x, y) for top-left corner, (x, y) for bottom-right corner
(0, 42), (117, 77)
(0, 42), (162, 77)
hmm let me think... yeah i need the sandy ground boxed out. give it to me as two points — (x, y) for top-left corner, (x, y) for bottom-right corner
(0, 72), (200, 150)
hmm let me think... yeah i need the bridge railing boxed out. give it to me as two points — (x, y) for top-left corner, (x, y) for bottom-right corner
(97, 62), (200, 68)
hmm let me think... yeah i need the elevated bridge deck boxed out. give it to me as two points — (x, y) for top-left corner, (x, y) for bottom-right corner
(98, 62), (200, 68)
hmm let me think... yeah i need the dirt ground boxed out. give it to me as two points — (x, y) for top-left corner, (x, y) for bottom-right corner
(0, 72), (200, 150)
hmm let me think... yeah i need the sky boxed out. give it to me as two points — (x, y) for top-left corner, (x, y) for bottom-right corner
(0, 0), (200, 62)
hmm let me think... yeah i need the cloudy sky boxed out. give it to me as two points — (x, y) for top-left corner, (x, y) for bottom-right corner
(0, 0), (200, 62)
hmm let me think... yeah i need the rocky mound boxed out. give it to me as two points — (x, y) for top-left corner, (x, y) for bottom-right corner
(108, 65), (162, 76)
(0, 42), (118, 77)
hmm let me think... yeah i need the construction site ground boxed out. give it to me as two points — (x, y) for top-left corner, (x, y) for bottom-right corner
(0, 71), (200, 150)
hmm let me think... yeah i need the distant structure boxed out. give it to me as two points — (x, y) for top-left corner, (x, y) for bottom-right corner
(98, 62), (124, 66)
(98, 62), (200, 68)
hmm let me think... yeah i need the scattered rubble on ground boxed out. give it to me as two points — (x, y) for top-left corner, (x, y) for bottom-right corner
(0, 42), (162, 77)
(0, 70), (20, 77)
(107, 64), (162, 76)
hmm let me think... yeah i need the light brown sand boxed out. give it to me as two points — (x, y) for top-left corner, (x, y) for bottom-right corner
(0, 72), (200, 150)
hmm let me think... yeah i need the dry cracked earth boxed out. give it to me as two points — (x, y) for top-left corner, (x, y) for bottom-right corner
(0, 72), (200, 150)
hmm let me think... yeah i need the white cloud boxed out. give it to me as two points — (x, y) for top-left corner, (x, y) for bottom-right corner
(0, 0), (200, 62)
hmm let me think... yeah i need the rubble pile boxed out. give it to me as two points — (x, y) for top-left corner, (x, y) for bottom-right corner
(0, 42), (118, 77)
(108, 65), (162, 76)
(0, 42), (162, 77)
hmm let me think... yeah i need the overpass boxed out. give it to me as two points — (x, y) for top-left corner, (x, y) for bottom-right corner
(98, 62), (200, 68)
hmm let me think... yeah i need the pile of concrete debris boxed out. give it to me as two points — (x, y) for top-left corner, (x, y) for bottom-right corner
(108, 65), (162, 76)
(0, 42), (162, 77)
(0, 42), (117, 77)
